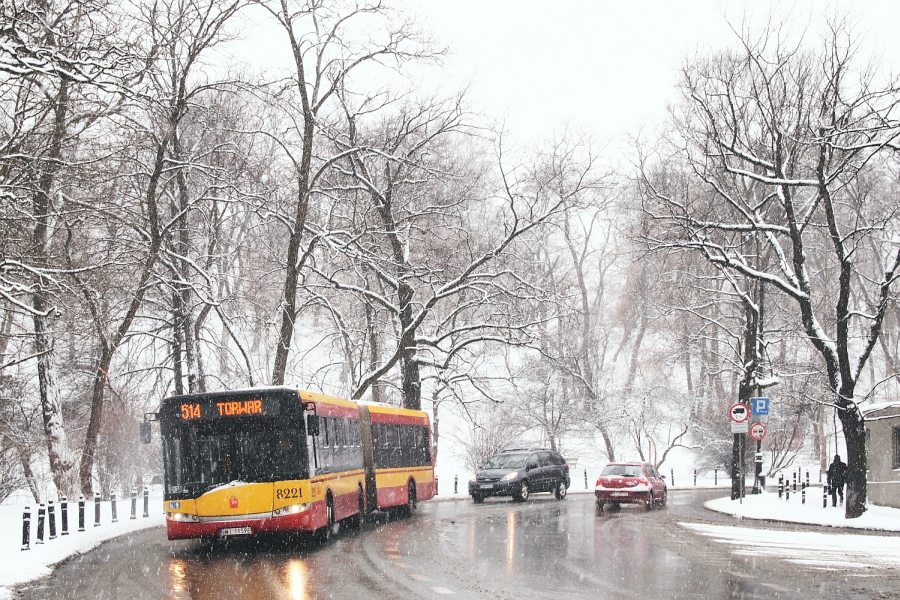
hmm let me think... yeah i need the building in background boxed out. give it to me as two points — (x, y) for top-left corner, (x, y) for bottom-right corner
(863, 403), (900, 509)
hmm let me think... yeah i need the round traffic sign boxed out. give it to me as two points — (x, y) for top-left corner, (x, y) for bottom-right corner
(749, 422), (767, 441)
(729, 403), (749, 423)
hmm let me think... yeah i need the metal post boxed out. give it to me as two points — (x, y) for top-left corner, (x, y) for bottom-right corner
(94, 492), (101, 527)
(143, 486), (150, 518)
(48, 499), (57, 539)
(802, 487), (806, 504)
(670, 468), (675, 487)
(131, 487), (137, 520)
(61, 497), (68, 535)
(454, 475), (458, 494)
(805, 470), (809, 489)
(435, 476), (439, 495)
(778, 478), (783, 499)
(78, 495), (85, 532)
(111, 491), (118, 523)
(823, 483), (828, 508)
(792, 471), (797, 492)
(584, 469), (588, 490)
(693, 469), (697, 486)
(819, 468), (822, 483)
(36, 503), (45, 544)
(714, 468), (718, 486)
(786, 486), (790, 501)
(22, 506), (31, 551)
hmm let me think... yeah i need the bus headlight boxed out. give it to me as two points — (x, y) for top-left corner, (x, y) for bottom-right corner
(273, 503), (311, 517)
(167, 512), (200, 523)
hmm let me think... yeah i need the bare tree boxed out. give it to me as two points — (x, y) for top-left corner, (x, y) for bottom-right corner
(642, 18), (900, 517)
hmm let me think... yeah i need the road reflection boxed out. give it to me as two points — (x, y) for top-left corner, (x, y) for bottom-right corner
(165, 536), (322, 600)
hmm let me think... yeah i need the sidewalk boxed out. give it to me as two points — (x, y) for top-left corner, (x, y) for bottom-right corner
(704, 487), (900, 532)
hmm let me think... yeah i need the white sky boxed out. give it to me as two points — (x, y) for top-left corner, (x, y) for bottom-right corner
(226, 1), (900, 144)
(393, 0), (900, 141)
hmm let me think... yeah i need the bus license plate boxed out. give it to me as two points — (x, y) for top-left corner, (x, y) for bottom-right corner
(220, 526), (252, 537)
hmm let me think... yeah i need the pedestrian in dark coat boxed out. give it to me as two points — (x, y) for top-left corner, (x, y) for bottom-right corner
(827, 454), (847, 507)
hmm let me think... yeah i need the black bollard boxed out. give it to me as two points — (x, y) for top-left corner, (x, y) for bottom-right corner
(792, 471), (797, 492)
(22, 506), (31, 551)
(693, 469), (697, 486)
(78, 494), (85, 531)
(823, 483), (828, 508)
(454, 475), (458, 494)
(143, 486), (149, 518)
(131, 487), (137, 520)
(48, 499), (57, 539)
(584, 469), (588, 490)
(435, 476), (439, 495)
(714, 468), (718, 486)
(670, 469), (675, 487)
(36, 503), (45, 544)
(61, 497), (69, 535)
(94, 492), (101, 527)
(802, 487), (806, 504)
(805, 470), (810, 489)
(786, 486), (790, 501)
(111, 491), (118, 523)
(778, 479), (783, 499)
(78, 495), (86, 532)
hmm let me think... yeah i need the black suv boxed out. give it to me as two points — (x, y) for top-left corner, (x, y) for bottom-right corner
(468, 449), (570, 503)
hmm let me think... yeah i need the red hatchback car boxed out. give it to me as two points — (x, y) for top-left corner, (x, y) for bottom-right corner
(594, 462), (667, 512)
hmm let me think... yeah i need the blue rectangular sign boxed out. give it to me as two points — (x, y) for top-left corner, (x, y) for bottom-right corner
(752, 397), (770, 415)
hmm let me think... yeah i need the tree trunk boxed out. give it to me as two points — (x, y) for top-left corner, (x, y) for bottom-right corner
(839, 394), (867, 518)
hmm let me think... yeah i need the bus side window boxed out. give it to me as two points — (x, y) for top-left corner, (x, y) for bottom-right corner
(399, 425), (414, 468)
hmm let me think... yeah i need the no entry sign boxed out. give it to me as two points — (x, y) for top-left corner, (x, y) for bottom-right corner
(749, 422), (767, 441)
(729, 403), (749, 423)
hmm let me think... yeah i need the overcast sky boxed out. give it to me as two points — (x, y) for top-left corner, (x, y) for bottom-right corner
(393, 0), (900, 141)
(229, 1), (900, 144)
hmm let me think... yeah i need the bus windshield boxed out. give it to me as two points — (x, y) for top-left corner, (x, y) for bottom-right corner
(162, 417), (308, 499)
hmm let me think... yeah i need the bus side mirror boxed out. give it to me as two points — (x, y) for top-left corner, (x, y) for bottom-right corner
(140, 421), (152, 444)
(307, 414), (320, 437)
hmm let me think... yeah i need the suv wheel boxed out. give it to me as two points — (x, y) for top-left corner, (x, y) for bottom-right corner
(515, 481), (530, 502)
(472, 493), (484, 504)
(554, 479), (567, 500)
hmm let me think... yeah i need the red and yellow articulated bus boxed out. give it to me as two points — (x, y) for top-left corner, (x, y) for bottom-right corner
(143, 387), (435, 541)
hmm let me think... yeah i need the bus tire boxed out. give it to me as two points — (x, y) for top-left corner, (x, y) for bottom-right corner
(403, 481), (417, 517)
(316, 494), (335, 543)
(352, 486), (365, 529)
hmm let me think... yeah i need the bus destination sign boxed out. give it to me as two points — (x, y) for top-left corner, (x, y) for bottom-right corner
(178, 398), (278, 420)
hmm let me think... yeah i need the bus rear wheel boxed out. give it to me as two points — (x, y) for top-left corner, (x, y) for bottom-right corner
(401, 481), (417, 517)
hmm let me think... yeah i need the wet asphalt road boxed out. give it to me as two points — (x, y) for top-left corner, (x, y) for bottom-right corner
(15, 490), (900, 599)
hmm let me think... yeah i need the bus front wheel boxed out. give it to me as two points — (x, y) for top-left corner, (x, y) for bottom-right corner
(316, 495), (335, 543)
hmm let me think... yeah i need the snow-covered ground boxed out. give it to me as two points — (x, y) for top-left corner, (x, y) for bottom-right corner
(0, 493), (165, 599)
(705, 486), (900, 532)
(4, 482), (899, 598)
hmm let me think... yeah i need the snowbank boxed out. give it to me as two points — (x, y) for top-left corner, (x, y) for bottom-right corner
(705, 488), (900, 532)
